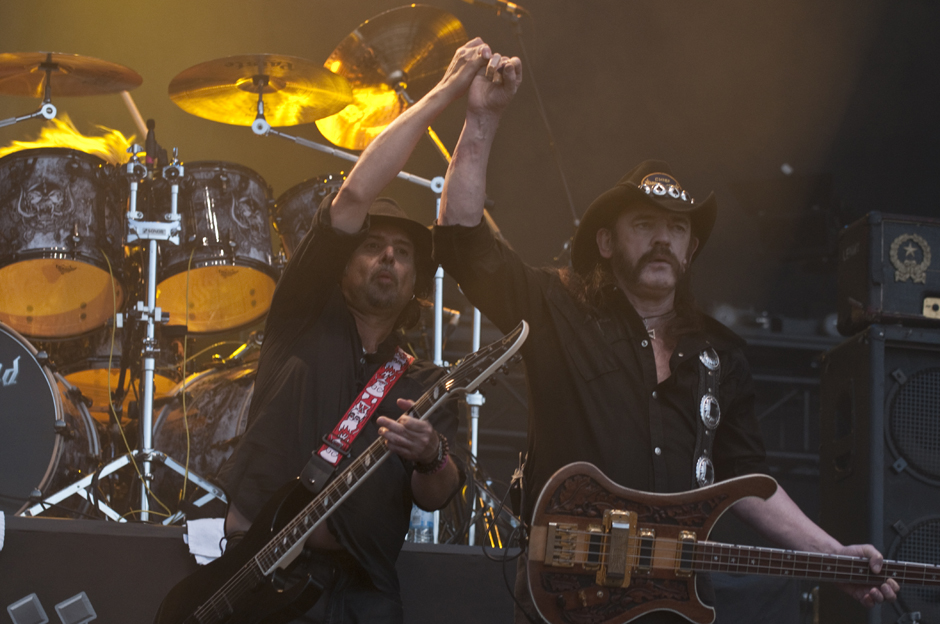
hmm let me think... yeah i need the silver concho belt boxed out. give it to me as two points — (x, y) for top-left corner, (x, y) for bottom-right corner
(693, 347), (720, 487)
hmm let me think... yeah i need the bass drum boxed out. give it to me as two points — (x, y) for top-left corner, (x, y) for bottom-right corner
(151, 361), (256, 507)
(0, 148), (126, 338)
(144, 162), (278, 333)
(272, 172), (345, 259)
(0, 322), (103, 515)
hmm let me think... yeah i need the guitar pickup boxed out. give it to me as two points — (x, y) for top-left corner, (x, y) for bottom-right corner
(676, 530), (697, 578)
(596, 510), (638, 588)
(544, 522), (578, 567)
(636, 528), (655, 573)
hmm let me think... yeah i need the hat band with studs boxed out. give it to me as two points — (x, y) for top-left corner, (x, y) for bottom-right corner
(638, 172), (694, 204)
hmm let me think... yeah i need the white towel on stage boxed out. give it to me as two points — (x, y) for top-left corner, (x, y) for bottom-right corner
(184, 517), (225, 564)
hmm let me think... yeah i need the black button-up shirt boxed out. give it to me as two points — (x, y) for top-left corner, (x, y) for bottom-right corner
(219, 200), (457, 597)
(433, 221), (767, 519)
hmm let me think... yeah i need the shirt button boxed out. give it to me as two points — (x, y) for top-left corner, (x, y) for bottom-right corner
(652, 390), (658, 399)
(641, 340), (649, 347)
(654, 447), (662, 456)
(678, 352), (684, 358)
(360, 357), (366, 364)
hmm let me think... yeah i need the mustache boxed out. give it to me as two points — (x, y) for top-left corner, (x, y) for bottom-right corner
(636, 247), (682, 273)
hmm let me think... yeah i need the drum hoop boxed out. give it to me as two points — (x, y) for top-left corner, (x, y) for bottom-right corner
(0, 146), (110, 167)
(0, 248), (125, 274)
(180, 161), (272, 195)
(273, 173), (346, 210)
(159, 255), (280, 281)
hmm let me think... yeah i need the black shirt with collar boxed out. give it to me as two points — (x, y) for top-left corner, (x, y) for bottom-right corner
(433, 220), (767, 521)
(219, 197), (458, 598)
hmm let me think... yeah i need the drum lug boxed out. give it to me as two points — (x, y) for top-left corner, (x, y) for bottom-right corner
(54, 419), (72, 438)
(70, 223), (82, 245)
(35, 349), (54, 371)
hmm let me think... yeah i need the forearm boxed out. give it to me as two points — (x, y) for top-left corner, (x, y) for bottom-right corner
(330, 87), (455, 233)
(438, 110), (502, 227)
(411, 458), (461, 510)
(732, 486), (842, 553)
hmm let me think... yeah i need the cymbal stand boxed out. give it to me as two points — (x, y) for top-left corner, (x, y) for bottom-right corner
(0, 55), (57, 128)
(23, 147), (227, 524)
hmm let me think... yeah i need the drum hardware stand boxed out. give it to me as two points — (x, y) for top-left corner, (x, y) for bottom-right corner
(0, 57), (57, 129)
(22, 146), (227, 524)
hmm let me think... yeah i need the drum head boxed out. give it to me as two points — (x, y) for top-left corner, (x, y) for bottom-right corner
(0, 258), (123, 338)
(0, 324), (61, 514)
(157, 267), (276, 334)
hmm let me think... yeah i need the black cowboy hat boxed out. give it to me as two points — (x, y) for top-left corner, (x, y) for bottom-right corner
(571, 160), (717, 275)
(367, 198), (434, 291)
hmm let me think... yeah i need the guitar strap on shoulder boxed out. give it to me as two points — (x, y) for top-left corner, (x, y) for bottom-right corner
(300, 347), (415, 494)
(692, 347), (721, 487)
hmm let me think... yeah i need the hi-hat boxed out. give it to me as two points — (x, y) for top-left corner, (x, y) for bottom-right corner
(316, 5), (467, 150)
(0, 52), (143, 97)
(168, 54), (353, 127)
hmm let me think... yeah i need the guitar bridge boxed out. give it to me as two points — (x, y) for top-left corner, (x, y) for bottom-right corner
(544, 522), (578, 567)
(596, 510), (638, 588)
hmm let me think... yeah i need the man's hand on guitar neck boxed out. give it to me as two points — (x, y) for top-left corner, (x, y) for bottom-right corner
(376, 399), (462, 511)
(832, 542), (900, 608)
(733, 486), (899, 607)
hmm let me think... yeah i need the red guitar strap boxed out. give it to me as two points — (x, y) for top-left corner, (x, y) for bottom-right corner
(317, 346), (415, 467)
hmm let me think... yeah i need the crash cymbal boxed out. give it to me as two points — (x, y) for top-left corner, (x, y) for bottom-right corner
(168, 54), (353, 127)
(316, 5), (467, 150)
(0, 52), (142, 97)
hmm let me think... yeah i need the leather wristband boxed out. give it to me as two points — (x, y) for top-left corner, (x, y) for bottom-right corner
(415, 432), (449, 475)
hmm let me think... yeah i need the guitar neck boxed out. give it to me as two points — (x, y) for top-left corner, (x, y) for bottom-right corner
(695, 541), (940, 586)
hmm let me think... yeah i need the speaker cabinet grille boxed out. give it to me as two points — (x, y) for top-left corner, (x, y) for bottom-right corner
(891, 367), (940, 481)
(888, 516), (940, 616)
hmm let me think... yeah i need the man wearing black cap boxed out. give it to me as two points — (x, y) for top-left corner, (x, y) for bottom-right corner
(217, 39), (513, 623)
(432, 55), (898, 621)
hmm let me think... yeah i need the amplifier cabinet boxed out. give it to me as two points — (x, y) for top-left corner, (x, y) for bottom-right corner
(837, 211), (940, 335)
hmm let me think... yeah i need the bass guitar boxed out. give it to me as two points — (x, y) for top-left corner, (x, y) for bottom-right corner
(155, 320), (529, 624)
(528, 461), (940, 624)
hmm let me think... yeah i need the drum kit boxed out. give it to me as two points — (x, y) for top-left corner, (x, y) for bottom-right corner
(0, 5), (490, 525)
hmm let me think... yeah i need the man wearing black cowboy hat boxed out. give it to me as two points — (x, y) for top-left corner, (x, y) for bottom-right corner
(216, 39), (517, 623)
(432, 54), (898, 622)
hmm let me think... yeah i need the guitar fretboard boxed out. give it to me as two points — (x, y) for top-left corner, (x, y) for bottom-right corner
(694, 541), (940, 586)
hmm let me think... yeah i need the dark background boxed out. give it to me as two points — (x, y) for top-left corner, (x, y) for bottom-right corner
(2, 0), (938, 321)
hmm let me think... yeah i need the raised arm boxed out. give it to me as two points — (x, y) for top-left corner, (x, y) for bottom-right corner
(437, 52), (522, 227)
(329, 38), (496, 234)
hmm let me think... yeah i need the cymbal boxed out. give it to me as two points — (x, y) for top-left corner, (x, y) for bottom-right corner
(316, 5), (467, 150)
(168, 54), (353, 127)
(0, 52), (143, 97)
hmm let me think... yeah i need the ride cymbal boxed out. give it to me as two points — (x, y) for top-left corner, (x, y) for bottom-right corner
(0, 52), (142, 97)
(168, 54), (352, 127)
(316, 5), (467, 150)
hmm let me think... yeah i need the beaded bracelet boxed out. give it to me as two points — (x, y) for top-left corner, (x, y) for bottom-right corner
(415, 432), (449, 475)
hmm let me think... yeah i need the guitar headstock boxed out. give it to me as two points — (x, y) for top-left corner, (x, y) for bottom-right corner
(436, 320), (528, 398)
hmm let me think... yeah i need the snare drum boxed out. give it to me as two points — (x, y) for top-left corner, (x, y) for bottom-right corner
(0, 148), (126, 338)
(148, 162), (277, 333)
(272, 172), (346, 258)
(35, 326), (183, 422)
(151, 361), (256, 505)
(0, 322), (103, 515)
